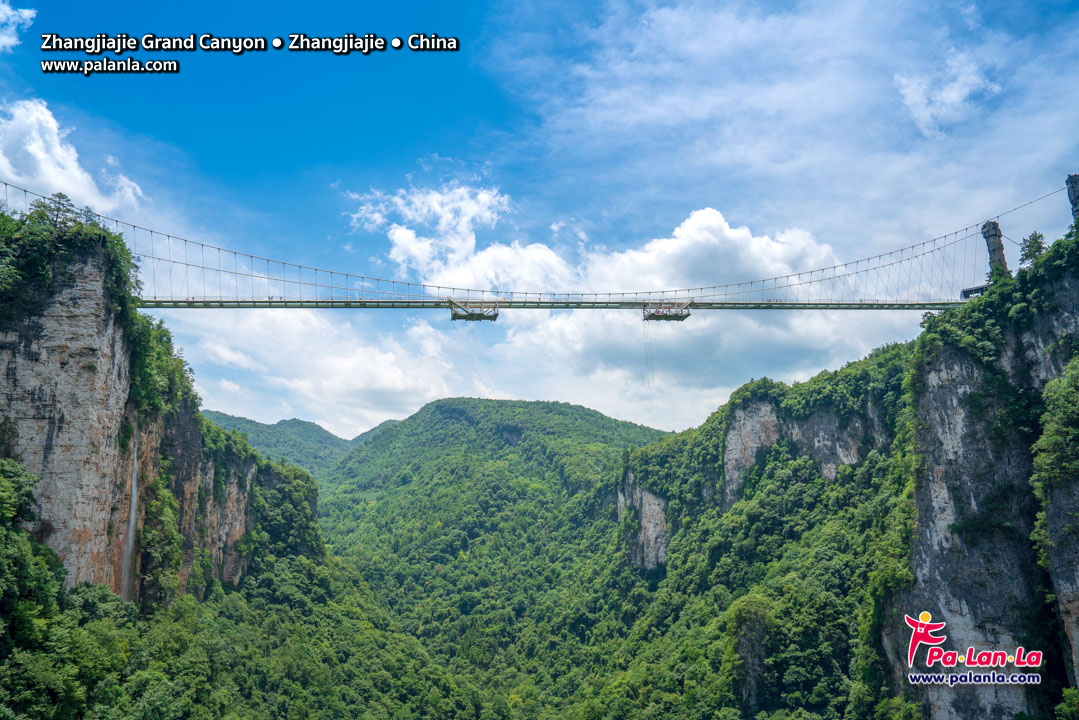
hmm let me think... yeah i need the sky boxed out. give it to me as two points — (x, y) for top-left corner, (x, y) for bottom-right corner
(1, 1), (1077, 438)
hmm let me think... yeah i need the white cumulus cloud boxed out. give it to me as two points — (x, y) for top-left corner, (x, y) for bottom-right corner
(350, 183), (511, 277)
(0, 99), (143, 213)
(355, 182), (841, 296)
(326, 180), (920, 434)
(0, 1), (34, 53)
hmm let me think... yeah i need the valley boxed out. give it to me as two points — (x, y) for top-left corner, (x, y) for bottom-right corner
(3, 196), (1079, 718)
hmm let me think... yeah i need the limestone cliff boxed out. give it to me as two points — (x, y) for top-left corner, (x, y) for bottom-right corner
(889, 346), (1047, 718)
(618, 469), (669, 570)
(621, 389), (889, 570)
(883, 268), (1079, 719)
(721, 397), (888, 510)
(0, 246), (256, 602)
(156, 401), (257, 590)
(0, 251), (131, 590)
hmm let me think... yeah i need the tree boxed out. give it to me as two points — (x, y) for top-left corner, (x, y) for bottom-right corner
(1021, 231), (1046, 267)
(29, 193), (77, 229)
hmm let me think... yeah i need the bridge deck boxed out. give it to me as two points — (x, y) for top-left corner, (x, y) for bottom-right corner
(137, 299), (967, 311)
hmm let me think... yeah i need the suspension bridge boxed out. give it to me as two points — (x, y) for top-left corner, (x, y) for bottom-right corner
(6, 175), (1079, 322)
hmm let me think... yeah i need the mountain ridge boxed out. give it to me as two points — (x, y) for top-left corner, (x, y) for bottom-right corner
(323, 396), (667, 492)
(201, 409), (401, 478)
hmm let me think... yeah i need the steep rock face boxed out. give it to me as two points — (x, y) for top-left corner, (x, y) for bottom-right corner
(0, 253), (132, 591)
(1043, 478), (1079, 678)
(621, 387), (890, 571)
(159, 401), (255, 589)
(618, 469), (669, 570)
(722, 399), (886, 511)
(885, 274), (1079, 719)
(889, 349), (1044, 719)
(1022, 275), (1079, 674)
(0, 249), (255, 600)
(721, 402), (780, 510)
(1015, 272), (1079, 385)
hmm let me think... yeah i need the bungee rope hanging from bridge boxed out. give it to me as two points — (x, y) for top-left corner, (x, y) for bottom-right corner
(3, 175), (1077, 322)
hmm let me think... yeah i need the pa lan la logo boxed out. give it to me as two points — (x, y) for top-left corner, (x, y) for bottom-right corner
(904, 611), (1043, 669)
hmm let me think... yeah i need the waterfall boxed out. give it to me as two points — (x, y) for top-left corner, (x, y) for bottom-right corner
(122, 427), (138, 601)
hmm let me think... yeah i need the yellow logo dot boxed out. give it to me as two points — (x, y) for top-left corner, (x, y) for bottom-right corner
(919, 611), (932, 622)
(1008, 656), (1015, 662)
(959, 656), (966, 662)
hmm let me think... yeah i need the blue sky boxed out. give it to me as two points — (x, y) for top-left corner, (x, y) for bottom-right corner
(1, 1), (1077, 436)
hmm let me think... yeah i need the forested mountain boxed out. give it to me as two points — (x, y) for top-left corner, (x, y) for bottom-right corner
(318, 398), (669, 709)
(0, 200), (491, 719)
(316, 349), (921, 718)
(323, 398), (664, 493)
(200, 409), (396, 479)
(0, 452), (491, 718)
(3, 193), (1079, 719)
(314, 222), (1079, 718)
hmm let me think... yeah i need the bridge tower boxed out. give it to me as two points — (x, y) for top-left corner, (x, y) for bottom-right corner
(981, 220), (1009, 276)
(1068, 174), (1079, 226)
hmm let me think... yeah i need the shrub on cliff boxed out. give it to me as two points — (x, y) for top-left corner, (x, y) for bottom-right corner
(0, 458), (64, 662)
(0, 195), (137, 329)
(0, 196), (197, 419)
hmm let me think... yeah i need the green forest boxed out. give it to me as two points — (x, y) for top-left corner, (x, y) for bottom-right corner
(2, 197), (1079, 718)
(200, 411), (360, 479)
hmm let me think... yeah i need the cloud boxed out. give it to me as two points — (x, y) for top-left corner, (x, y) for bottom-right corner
(478, 304), (917, 431)
(0, 99), (143, 213)
(350, 183), (511, 277)
(580, 210), (838, 293)
(895, 51), (1001, 136)
(162, 309), (462, 438)
(485, 1), (1079, 263)
(326, 180), (920, 433)
(959, 4), (982, 31)
(550, 219), (588, 242)
(199, 341), (261, 371)
(0, 1), (34, 53)
(218, 378), (244, 394)
(355, 182), (841, 295)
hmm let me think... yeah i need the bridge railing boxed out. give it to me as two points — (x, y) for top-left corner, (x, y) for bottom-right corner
(122, 222), (987, 307)
(0, 177), (1069, 311)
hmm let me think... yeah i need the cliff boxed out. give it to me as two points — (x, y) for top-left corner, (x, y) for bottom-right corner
(0, 241), (262, 604)
(882, 246), (1079, 718)
(617, 468), (669, 570)
(619, 349), (900, 571)
(0, 250), (132, 590)
(614, 226), (1079, 717)
(721, 395), (889, 507)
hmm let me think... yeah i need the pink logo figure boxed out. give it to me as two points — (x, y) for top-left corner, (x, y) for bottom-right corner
(905, 611), (947, 667)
